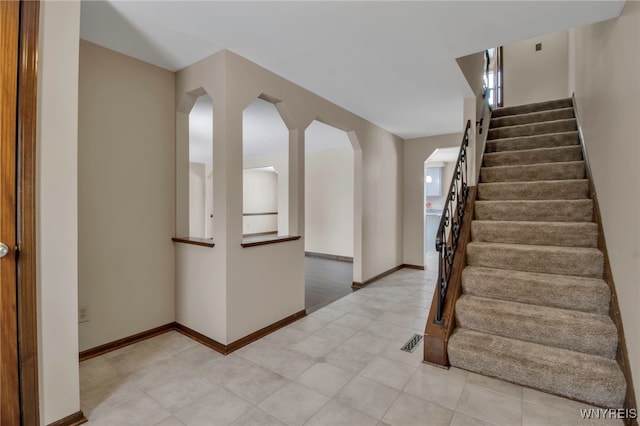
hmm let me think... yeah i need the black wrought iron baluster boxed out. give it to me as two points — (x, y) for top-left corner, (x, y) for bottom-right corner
(433, 121), (472, 325)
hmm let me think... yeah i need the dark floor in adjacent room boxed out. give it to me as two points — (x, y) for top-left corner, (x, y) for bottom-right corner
(305, 256), (353, 314)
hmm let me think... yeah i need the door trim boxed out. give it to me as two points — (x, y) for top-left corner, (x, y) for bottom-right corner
(17, 1), (41, 424)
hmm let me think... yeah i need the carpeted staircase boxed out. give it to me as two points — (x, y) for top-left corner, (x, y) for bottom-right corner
(447, 98), (626, 408)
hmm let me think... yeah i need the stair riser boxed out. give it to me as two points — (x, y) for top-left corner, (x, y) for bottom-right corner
(475, 200), (593, 222)
(490, 108), (574, 129)
(492, 98), (573, 118)
(471, 221), (598, 248)
(484, 146), (582, 167)
(488, 119), (577, 140)
(455, 296), (618, 358)
(486, 132), (579, 153)
(480, 162), (585, 183)
(478, 180), (589, 201)
(462, 267), (610, 315)
(466, 244), (604, 278)
(448, 329), (626, 408)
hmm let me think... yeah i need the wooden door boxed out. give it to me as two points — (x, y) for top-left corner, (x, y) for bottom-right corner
(1, 2), (22, 422)
(1, 1), (40, 424)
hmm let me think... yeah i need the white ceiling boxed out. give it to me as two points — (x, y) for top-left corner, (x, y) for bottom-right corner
(81, 1), (624, 139)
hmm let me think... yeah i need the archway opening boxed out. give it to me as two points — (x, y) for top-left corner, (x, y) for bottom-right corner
(188, 93), (214, 238)
(242, 97), (289, 238)
(424, 148), (459, 270)
(304, 120), (355, 313)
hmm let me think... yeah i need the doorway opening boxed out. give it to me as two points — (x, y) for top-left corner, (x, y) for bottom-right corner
(424, 148), (459, 271)
(304, 120), (355, 313)
(484, 47), (504, 109)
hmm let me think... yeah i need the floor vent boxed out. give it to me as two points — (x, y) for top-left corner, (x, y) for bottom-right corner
(401, 334), (423, 353)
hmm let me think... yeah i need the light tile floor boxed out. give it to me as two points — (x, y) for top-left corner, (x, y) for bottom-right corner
(81, 268), (623, 426)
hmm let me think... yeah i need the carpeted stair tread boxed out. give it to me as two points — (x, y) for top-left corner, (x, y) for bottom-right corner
(462, 266), (610, 315)
(490, 107), (574, 129)
(475, 200), (593, 222)
(492, 98), (573, 118)
(471, 220), (598, 247)
(466, 242), (604, 278)
(478, 179), (589, 201)
(447, 98), (622, 407)
(480, 161), (585, 183)
(488, 119), (577, 140)
(448, 328), (626, 408)
(486, 132), (580, 153)
(455, 295), (618, 358)
(484, 145), (582, 167)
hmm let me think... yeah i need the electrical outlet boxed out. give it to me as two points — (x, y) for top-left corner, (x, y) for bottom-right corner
(78, 305), (90, 323)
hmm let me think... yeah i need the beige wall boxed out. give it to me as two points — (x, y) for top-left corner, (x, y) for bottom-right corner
(569, 1), (640, 402)
(425, 161), (457, 212)
(224, 51), (403, 283)
(243, 168), (279, 235)
(456, 51), (488, 182)
(36, 1), (81, 423)
(243, 144), (356, 256)
(305, 147), (355, 258)
(457, 51), (485, 97)
(78, 41), (176, 351)
(175, 243), (227, 342)
(403, 133), (462, 267)
(503, 31), (569, 107)
(244, 155), (289, 235)
(175, 49), (401, 343)
(189, 162), (206, 236)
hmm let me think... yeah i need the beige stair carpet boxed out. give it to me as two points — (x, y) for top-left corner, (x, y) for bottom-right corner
(471, 220), (598, 247)
(485, 131), (579, 153)
(449, 329), (626, 408)
(474, 199), (594, 222)
(479, 161), (585, 183)
(446, 98), (626, 408)
(461, 267), (610, 315)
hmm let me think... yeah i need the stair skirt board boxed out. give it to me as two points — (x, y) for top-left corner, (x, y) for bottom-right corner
(444, 97), (626, 409)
